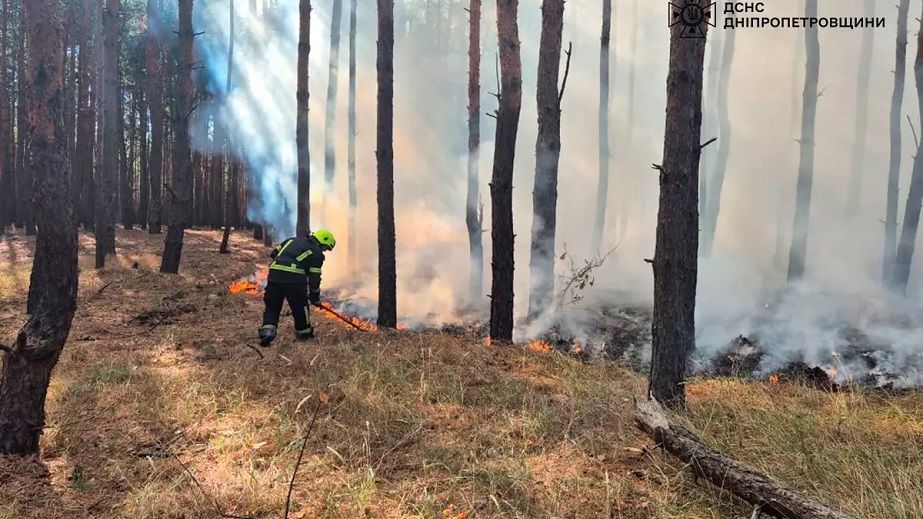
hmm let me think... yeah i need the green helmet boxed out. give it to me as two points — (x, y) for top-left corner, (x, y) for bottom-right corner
(312, 229), (336, 250)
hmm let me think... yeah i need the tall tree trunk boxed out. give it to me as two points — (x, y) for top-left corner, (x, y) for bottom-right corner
(648, 3), (708, 408)
(17, 13), (34, 236)
(146, 0), (163, 233)
(324, 0), (343, 189)
(466, 0), (483, 303)
(488, 0), (522, 342)
(138, 83), (148, 228)
(527, 0), (564, 319)
(161, 0), (194, 274)
(75, 0), (96, 231)
(95, 0), (119, 267)
(700, 22), (734, 258)
(0, 0), (8, 235)
(844, 0), (875, 218)
(120, 86), (135, 230)
(377, 0), (397, 329)
(893, 5), (923, 294)
(347, 0), (358, 272)
(884, 0), (911, 287)
(590, 0), (611, 253)
(0, 0), (78, 455)
(220, 0), (235, 254)
(295, 0), (311, 237)
(786, 0), (821, 282)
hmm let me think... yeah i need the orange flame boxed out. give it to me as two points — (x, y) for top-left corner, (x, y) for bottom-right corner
(768, 373), (780, 384)
(485, 337), (493, 347)
(527, 340), (552, 352)
(228, 267), (268, 295)
(313, 302), (380, 331)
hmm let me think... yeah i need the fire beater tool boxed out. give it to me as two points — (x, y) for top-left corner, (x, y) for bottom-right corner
(312, 301), (366, 331)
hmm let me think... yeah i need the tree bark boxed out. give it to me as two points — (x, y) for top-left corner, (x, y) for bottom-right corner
(324, 0), (343, 189)
(95, 0), (119, 268)
(590, 0), (611, 253)
(120, 85), (135, 230)
(786, 0), (820, 282)
(295, 0), (311, 237)
(0, 0), (79, 455)
(700, 21), (734, 258)
(648, 4), (707, 408)
(347, 0), (358, 272)
(884, 0), (911, 287)
(634, 399), (858, 519)
(377, 0), (397, 329)
(893, 4), (923, 294)
(146, 0), (164, 234)
(527, 0), (564, 319)
(843, 0), (875, 218)
(160, 0), (194, 274)
(466, 0), (483, 303)
(488, 0), (522, 342)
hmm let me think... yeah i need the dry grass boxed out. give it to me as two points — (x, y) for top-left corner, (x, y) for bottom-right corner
(0, 229), (920, 518)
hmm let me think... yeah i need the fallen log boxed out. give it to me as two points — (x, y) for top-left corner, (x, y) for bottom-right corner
(634, 399), (856, 519)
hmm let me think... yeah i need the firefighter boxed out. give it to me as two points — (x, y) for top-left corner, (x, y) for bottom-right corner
(258, 229), (336, 346)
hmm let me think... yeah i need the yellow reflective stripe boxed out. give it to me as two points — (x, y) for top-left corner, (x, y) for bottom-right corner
(308, 267), (322, 274)
(269, 264), (305, 274)
(275, 239), (294, 257)
(295, 250), (313, 261)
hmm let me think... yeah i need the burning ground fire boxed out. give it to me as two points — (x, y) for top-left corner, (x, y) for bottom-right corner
(228, 268), (404, 331)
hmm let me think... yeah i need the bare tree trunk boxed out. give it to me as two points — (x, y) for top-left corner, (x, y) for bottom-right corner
(120, 85), (135, 230)
(377, 0), (397, 329)
(324, 0), (343, 189)
(527, 0), (564, 319)
(884, 0), (911, 287)
(590, 0), (611, 253)
(648, 3), (707, 408)
(138, 82), (148, 229)
(0, 0), (9, 235)
(220, 0), (236, 254)
(844, 0), (875, 218)
(700, 22), (734, 258)
(0, 0), (78, 455)
(893, 5), (923, 294)
(347, 0), (358, 272)
(17, 14), (34, 236)
(295, 0), (311, 237)
(786, 0), (820, 282)
(161, 0), (194, 274)
(146, 0), (163, 234)
(95, 0), (119, 268)
(75, 0), (96, 231)
(489, 0), (522, 342)
(466, 0), (483, 303)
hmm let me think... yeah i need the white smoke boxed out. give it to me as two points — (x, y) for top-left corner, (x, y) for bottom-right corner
(190, 0), (923, 384)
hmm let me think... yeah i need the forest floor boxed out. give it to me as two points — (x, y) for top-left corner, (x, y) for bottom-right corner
(0, 229), (921, 519)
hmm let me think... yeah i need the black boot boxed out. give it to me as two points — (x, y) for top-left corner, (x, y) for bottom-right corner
(295, 326), (315, 341)
(259, 324), (277, 346)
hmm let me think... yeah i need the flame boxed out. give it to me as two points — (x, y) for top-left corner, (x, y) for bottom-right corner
(228, 267), (269, 295)
(527, 340), (552, 352)
(768, 373), (780, 384)
(827, 367), (839, 379)
(485, 337), (493, 347)
(571, 343), (583, 355)
(313, 302), (380, 331)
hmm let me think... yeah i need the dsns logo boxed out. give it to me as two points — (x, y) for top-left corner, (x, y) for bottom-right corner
(668, 0), (715, 38)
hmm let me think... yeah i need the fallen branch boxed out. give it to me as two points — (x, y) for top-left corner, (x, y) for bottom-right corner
(634, 398), (856, 519)
(284, 389), (326, 519)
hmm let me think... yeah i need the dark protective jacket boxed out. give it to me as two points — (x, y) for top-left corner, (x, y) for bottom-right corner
(267, 236), (325, 292)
